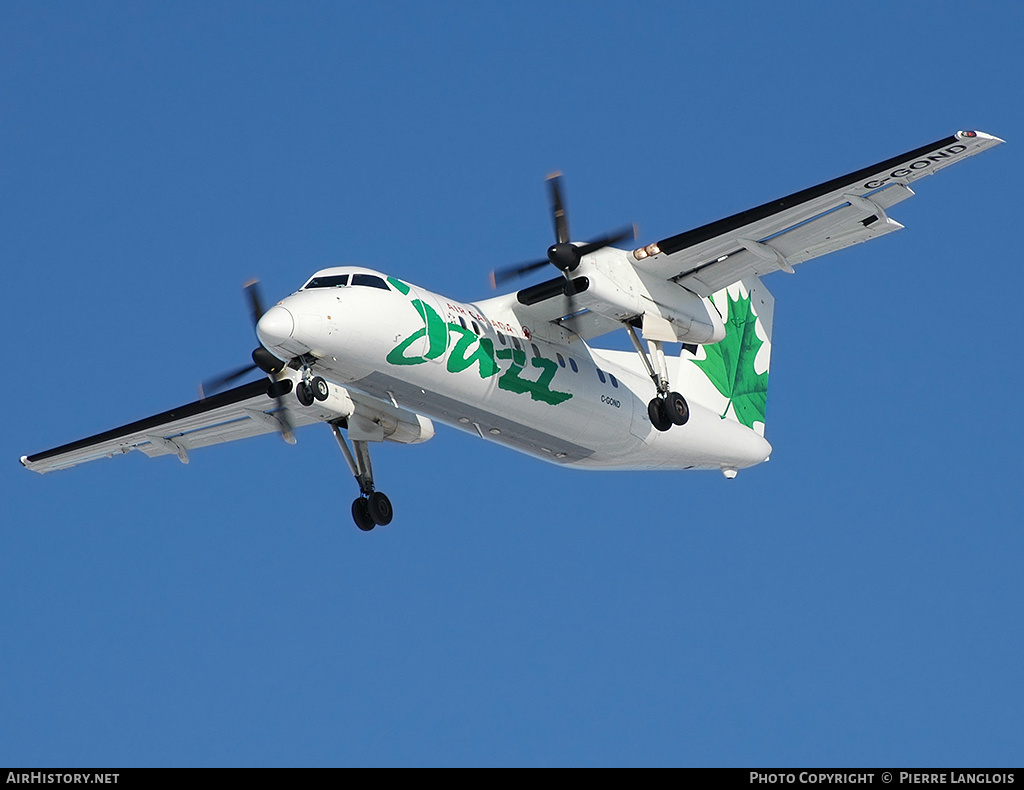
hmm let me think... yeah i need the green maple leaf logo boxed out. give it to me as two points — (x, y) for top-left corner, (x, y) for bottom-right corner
(692, 289), (768, 429)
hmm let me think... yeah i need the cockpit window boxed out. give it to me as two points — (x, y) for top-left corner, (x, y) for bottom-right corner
(304, 274), (349, 289)
(350, 273), (390, 290)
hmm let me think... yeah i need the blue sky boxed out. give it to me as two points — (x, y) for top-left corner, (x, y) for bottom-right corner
(2, 1), (1021, 767)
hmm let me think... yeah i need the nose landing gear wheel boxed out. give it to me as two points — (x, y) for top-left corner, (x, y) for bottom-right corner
(311, 376), (329, 401)
(296, 381), (315, 407)
(352, 497), (375, 531)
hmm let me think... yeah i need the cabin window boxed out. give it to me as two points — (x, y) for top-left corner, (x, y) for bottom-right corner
(350, 273), (390, 290)
(556, 353), (565, 368)
(569, 357), (578, 373)
(609, 373), (619, 388)
(597, 369), (606, 384)
(531, 343), (541, 358)
(471, 321), (480, 335)
(512, 337), (522, 352)
(497, 331), (506, 346)
(459, 317), (467, 330)
(304, 274), (349, 289)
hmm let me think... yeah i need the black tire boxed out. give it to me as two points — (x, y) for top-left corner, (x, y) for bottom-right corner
(367, 491), (393, 526)
(352, 497), (375, 531)
(311, 376), (329, 401)
(648, 397), (672, 432)
(296, 381), (315, 407)
(666, 391), (689, 426)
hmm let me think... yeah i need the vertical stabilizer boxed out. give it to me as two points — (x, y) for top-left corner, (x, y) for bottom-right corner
(677, 276), (774, 436)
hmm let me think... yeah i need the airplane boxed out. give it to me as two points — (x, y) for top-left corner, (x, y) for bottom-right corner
(20, 130), (1003, 531)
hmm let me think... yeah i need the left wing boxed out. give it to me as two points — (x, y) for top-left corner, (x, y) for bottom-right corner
(636, 130), (1003, 297)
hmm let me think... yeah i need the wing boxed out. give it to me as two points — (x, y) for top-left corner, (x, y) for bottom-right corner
(502, 131), (1002, 343)
(20, 379), (311, 473)
(22, 373), (436, 474)
(636, 130), (1002, 296)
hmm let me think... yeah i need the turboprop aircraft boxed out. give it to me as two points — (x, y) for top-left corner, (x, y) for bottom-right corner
(21, 131), (1003, 530)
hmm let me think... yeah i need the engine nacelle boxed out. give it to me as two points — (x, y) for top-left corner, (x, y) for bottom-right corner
(283, 374), (434, 444)
(641, 275), (726, 344)
(302, 381), (356, 423)
(573, 252), (726, 344)
(379, 411), (435, 445)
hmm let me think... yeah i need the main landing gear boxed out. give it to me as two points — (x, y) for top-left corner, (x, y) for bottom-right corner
(625, 323), (690, 433)
(292, 366), (395, 532)
(331, 422), (394, 532)
(647, 390), (689, 432)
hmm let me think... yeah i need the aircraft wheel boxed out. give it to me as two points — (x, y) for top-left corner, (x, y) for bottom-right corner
(311, 376), (329, 401)
(666, 392), (689, 426)
(296, 381), (315, 407)
(368, 491), (393, 526)
(352, 497), (375, 531)
(648, 397), (672, 432)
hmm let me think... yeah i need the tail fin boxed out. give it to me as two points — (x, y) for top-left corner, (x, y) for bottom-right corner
(678, 276), (774, 436)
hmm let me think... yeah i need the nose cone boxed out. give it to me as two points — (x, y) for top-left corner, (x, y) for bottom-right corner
(257, 306), (295, 349)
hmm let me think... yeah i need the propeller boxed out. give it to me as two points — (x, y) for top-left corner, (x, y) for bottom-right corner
(198, 362), (260, 398)
(199, 279), (295, 443)
(490, 172), (636, 289)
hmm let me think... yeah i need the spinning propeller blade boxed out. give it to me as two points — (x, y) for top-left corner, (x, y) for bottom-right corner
(199, 362), (258, 399)
(199, 278), (295, 443)
(489, 173), (636, 291)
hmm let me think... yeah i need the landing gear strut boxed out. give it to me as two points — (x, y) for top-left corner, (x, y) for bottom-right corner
(625, 323), (689, 432)
(331, 422), (394, 531)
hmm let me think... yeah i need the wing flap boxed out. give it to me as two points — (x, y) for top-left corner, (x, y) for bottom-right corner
(677, 183), (915, 295)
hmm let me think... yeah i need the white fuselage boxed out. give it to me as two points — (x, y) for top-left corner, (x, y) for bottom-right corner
(256, 267), (771, 473)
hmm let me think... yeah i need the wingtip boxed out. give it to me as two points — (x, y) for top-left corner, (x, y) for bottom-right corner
(959, 129), (1005, 144)
(20, 455), (42, 473)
